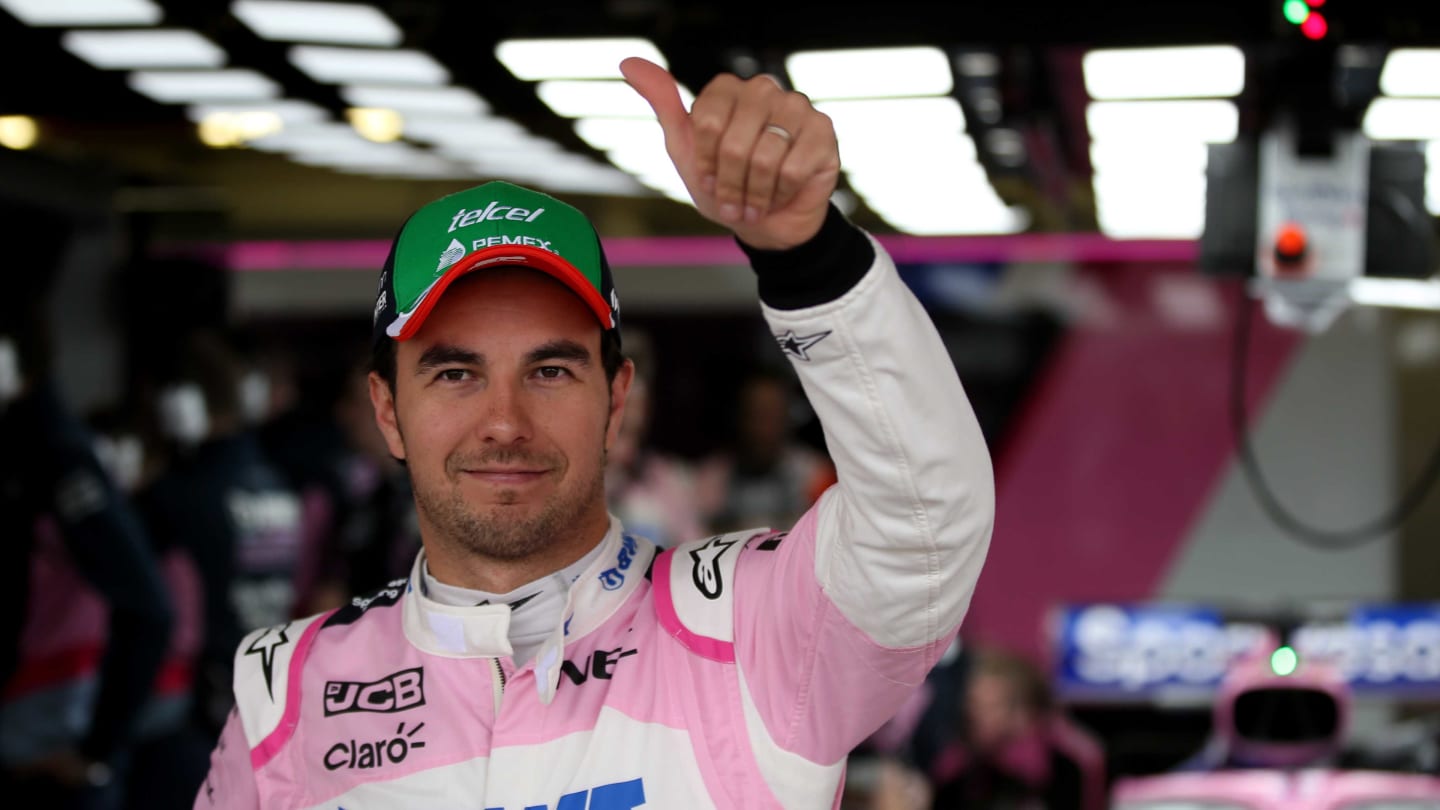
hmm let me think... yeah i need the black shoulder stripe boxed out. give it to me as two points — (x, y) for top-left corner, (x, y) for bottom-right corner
(323, 578), (406, 628)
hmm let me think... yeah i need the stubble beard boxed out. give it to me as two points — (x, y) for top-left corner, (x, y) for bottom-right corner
(413, 447), (608, 562)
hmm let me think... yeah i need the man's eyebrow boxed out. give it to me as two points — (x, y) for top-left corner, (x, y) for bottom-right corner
(524, 340), (592, 367)
(415, 343), (483, 373)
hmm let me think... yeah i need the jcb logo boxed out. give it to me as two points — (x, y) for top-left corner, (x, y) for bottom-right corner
(324, 667), (425, 716)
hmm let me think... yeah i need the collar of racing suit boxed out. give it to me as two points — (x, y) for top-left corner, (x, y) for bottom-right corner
(400, 515), (655, 704)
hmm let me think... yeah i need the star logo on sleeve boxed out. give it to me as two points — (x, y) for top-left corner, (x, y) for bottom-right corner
(689, 535), (740, 600)
(244, 623), (291, 701)
(774, 329), (832, 361)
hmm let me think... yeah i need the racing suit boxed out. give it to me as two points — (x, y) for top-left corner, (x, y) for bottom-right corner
(197, 207), (995, 808)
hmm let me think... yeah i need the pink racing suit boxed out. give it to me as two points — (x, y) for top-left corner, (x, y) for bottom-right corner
(196, 218), (995, 809)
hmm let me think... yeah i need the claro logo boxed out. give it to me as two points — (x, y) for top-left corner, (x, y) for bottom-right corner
(324, 721), (425, 771)
(324, 667), (425, 716)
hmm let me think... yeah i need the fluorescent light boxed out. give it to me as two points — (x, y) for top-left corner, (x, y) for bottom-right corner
(296, 147), (440, 168)
(341, 85), (487, 116)
(605, 143), (679, 177)
(231, 0), (401, 46)
(290, 46), (447, 85)
(63, 29), (225, 69)
(1364, 98), (1440, 140)
(1083, 45), (1245, 100)
(1379, 49), (1440, 97)
(817, 97), (966, 139)
(0, 0), (160, 26)
(863, 193), (1029, 235)
(186, 99), (328, 124)
(1090, 139), (1209, 175)
(129, 70), (280, 103)
(536, 80), (693, 119)
(246, 122), (371, 153)
(1094, 190), (1206, 239)
(402, 117), (549, 150)
(1349, 278), (1440, 310)
(574, 117), (663, 151)
(1087, 100), (1238, 143)
(496, 38), (666, 80)
(786, 46), (953, 101)
(841, 134), (978, 172)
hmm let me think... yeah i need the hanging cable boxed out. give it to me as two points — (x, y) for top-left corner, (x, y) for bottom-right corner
(1230, 283), (1440, 549)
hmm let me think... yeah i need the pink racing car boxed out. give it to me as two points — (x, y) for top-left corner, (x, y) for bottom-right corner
(1111, 651), (1440, 809)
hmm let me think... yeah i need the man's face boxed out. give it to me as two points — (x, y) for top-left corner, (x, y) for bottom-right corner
(369, 269), (632, 561)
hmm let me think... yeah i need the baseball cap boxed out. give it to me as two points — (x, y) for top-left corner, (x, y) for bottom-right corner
(372, 181), (620, 345)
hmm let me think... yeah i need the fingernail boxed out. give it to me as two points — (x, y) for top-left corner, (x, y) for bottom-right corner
(720, 203), (740, 222)
(744, 206), (761, 224)
(702, 175), (716, 193)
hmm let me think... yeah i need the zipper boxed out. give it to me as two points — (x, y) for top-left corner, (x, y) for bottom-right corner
(490, 658), (506, 716)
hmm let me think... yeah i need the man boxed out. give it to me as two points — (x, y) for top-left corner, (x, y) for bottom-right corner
(197, 57), (994, 808)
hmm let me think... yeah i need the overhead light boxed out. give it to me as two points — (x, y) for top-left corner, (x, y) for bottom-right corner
(536, 80), (694, 119)
(1089, 139), (1209, 175)
(496, 38), (667, 80)
(62, 29), (225, 69)
(817, 97), (966, 139)
(1087, 100), (1238, 143)
(290, 46), (448, 85)
(839, 134), (978, 171)
(1379, 49), (1440, 97)
(0, 0), (160, 26)
(231, 0), (402, 46)
(296, 146), (440, 168)
(574, 117), (662, 152)
(0, 116), (38, 150)
(1363, 98), (1440, 140)
(402, 117), (546, 150)
(341, 85), (487, 116)
(347, 107), (403, 142)
(786, 46), (953, 101)
(246, 122), (372, 153)
(197, 110), (283, 146)
(1094, 187), (1206, 239)
(1349, 278), (1440, 310)
(187, 99), (328, 124)
(1083, 45), (1245, 100)
(129, 70), (280, 103)
(605, 143), (680, 178)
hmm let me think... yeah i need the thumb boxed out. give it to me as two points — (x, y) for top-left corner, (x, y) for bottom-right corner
(620, 57), (690, 140)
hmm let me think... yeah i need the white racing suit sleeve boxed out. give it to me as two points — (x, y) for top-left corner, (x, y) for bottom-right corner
(727, 206), (995, 801)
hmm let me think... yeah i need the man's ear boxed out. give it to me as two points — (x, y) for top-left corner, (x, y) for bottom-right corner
(368, 371), (407, 461)
(604, 358), (636, 453)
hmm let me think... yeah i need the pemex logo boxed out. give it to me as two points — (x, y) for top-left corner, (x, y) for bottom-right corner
(437, 238), (466, 273)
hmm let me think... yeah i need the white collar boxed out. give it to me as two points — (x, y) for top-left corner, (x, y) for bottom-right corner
(400, 516), (657, 704)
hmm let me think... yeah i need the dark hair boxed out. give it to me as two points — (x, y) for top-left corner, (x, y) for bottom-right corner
(371, 328), (624, 393)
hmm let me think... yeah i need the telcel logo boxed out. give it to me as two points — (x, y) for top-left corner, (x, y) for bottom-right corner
(449, 201), (545, 231)
(324, 667), (425, 716)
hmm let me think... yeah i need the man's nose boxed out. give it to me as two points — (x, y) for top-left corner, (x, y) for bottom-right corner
(475, 378), (533, 445)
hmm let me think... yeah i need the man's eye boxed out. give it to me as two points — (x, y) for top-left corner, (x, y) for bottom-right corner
(437, 369), (470, 382)
(536, 366), (570, 380)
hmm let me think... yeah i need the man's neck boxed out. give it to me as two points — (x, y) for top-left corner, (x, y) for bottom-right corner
(421, 517), (612, 593)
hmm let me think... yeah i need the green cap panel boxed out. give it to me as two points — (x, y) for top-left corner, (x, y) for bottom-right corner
(391, 181), (602, 316)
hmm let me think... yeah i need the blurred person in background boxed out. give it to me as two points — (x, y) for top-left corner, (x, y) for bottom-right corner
(604, 326), (704, 548)
(196, 58), (994, 807)
(0, 244), (174, 808)
(696, 366), (836, 533)
(925, 648), (1103, 810)
(298, 352), (421, 612)
(136, 332), (305, 745)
